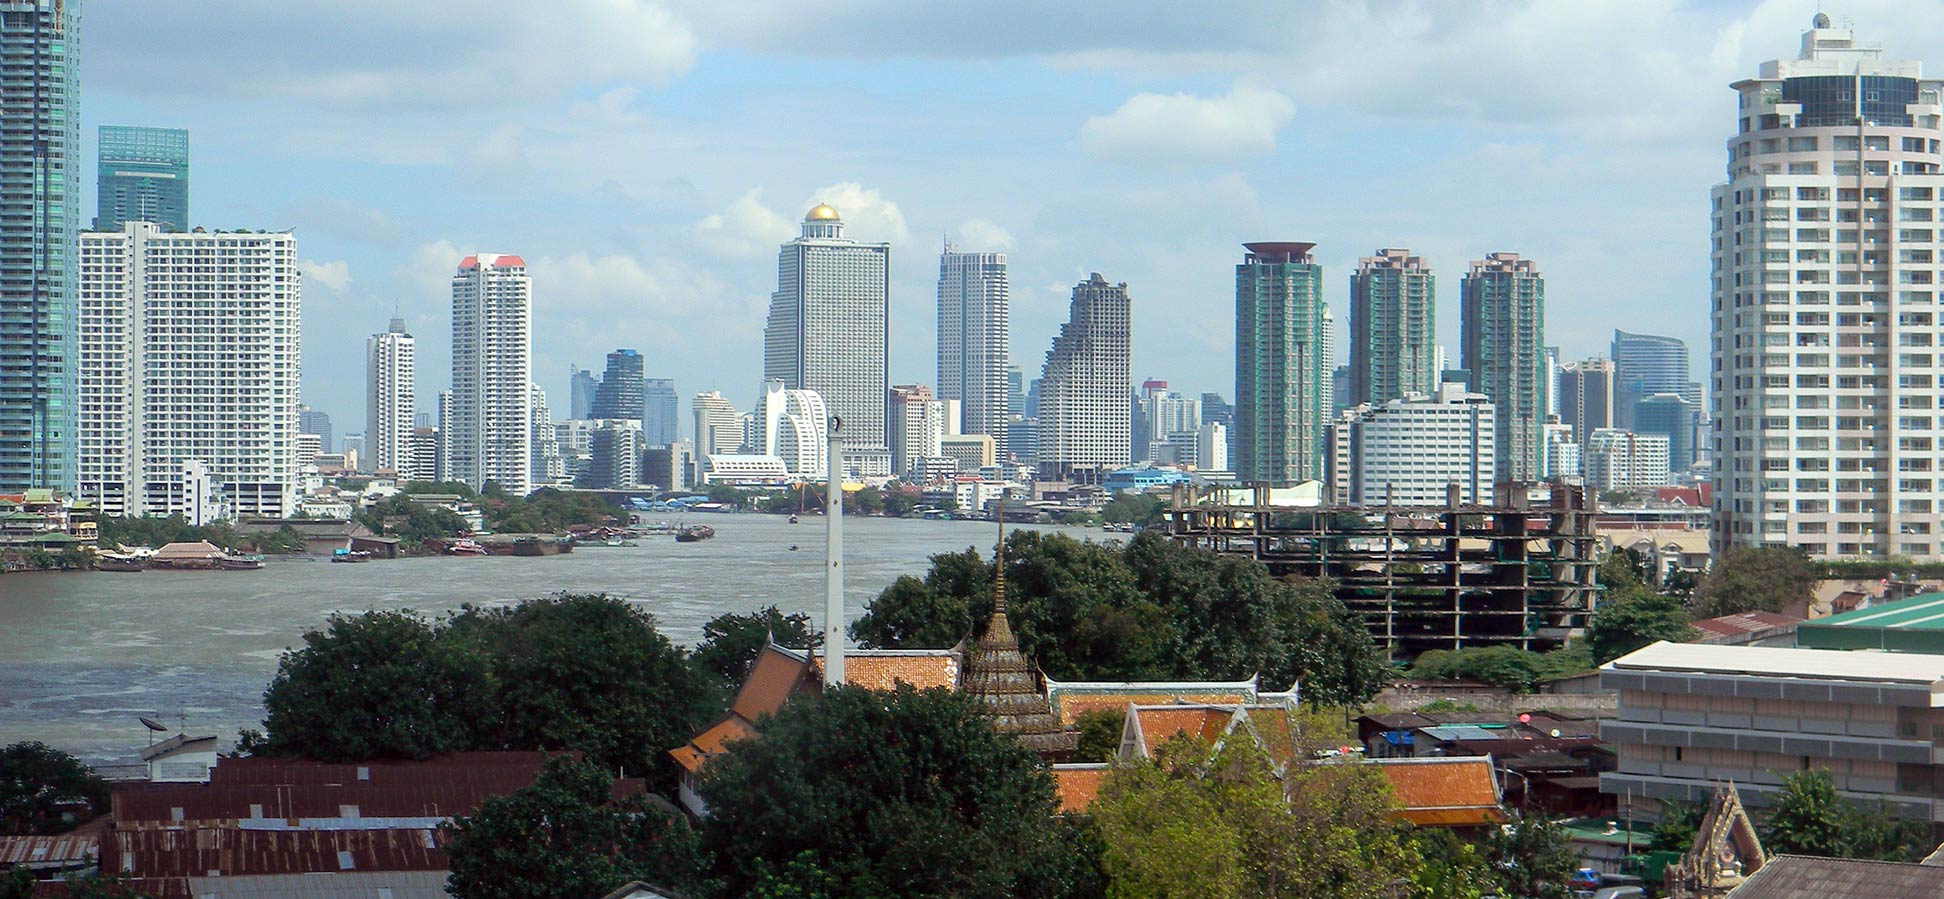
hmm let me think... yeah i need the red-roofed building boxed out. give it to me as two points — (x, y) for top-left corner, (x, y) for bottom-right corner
(1370, 757), (1509, 829)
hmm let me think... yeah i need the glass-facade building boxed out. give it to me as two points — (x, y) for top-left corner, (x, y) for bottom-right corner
(0, 1), (79, 492)
(1349, 248), (1436, 406)
(1461, 253), (1547, 485)
(1235, 242), (1327, 485)
(590, 349), (644, 423)
(1610, 329), (1700, 429)
(643, 377), (678, 445)
(96, 125), (187, 232)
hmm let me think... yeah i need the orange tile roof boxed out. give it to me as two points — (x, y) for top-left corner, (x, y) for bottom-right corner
(1242, 707), (1299, 770)
(809, 653), (961, 692)
(731, 645), (812, 721)
(1131, 707), (1235, 758)
(1373, 758), (1507, 828)
(1051, 765), (1109, 814)
(1054, 692), (1251, 725)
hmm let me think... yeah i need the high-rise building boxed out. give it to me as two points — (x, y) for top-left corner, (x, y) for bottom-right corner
(1543, 346), (1563, 419)
(581, 420), (641, 490)
(1327, 383), (1496, 507)
(1461, 252), (1546, 484)
(298, 406), (333, 454)
(77, 222), (300, 519)
(409, 427), (439, 485)
(1131, 379), (1165, 463)
(95, 126), (188, 232)
(887, 384), (947, 477)
(1005, 365), (1026, 425)
(1712, 15), (1944, 559)
(758, 378), (829, 478)
(1140, 389), (1200, 462)
(449, 254), (531, 496)
(763, 203), (889, 449)
(0, 0), (80, 493)
(366, 318), (415, 478)
(1235, 242), (1327, 485)
(1349, 248), (1437, 406)
(1634, 393), (1697, 475)
(1584, 429), (1671, 493)
(937, 245), (1009, 456)
(692, 390), (742, 465)
(643, 378), (678, 445)
(569, 365), (598, 421)
(1036, 273), (1131, 474)
(436, 390), (452, 485)
(591, 349), (643, 423)
(1196, 422), (1229, 473)
(1611, 330), (1700, 428)
(1199, 391), (1234, 470)
(1558, 358), (1616, 446)
(531, 383), (562, 486)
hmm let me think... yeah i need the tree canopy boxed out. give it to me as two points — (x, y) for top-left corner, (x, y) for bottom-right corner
(1762, 769), (1930, 861)
(690, 605), (815, 685)
(0, 742), (109, 836)
(1690, 546), (1817, 619)
(1588, 589), (1697, 664)
(697, 685), (1102, 899)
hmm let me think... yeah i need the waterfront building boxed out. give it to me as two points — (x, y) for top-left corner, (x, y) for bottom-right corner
(887, 384), (947, 477)
(0, 0), (80, 493)
(1349, 248), (1436, 406)
(591, 349), (643, 423)
(581, 420), (641, 490)
(691, 390), (742, 481)
(365, 318), (414, 478)
(940, 434), (995, 473)
(530, 383), (562, 486)
(409, 427), (439, 484)
(1712, 15), (1944, 558)
(1611, 330), (1700, 429)
(449, 254), (531, 496)
(1235, 242), (1327, 485)
(1558, 357), (1616, 445)
(1036, 273), (1131, 475)
(1461, 252), (1546, 484)
(763, 203), (889, 449)
(569, 365), (597, 420)
(1584, 429), (1672, 493)
(643, 378), (678, 445)
(77, 222), (300, 519)
(1634, 392), (1697, 474)
(95, 126), (188, 232)
(643, 441), (692, 491)
(1327, 383), (1495, 507)
(937, 245), (1009, 456)
(298, 406), (333, 454)
(758, 378), (829, 479)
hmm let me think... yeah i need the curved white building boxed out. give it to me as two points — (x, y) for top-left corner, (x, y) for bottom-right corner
(760, 378), (829, 479)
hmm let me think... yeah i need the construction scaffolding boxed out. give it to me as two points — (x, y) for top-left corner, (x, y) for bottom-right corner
(1164, 482), (1600, 659)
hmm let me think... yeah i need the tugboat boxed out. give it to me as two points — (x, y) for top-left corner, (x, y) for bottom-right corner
(446, 538), (488, 556)
(674, 525), (716, 543)
(219, 552), (266, 570)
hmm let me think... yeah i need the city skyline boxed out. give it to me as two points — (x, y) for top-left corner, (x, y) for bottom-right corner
(77, 3), (1935, 431)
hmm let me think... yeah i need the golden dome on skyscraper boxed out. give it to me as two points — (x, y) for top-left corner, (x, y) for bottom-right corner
(804, 203), (841, 221)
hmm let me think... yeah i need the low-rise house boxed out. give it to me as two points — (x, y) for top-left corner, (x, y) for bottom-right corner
(1358, 710), (1612, 816)
(140, 734), (219, 783)
(1369, 756), (1509, 829)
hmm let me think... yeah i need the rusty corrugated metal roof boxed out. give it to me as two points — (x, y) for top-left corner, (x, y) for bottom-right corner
(104, 827), (447, 878)
(0, 835), (98, 866)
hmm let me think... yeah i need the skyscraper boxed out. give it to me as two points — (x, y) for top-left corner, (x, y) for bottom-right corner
(591, 349), (644, 422)
(1558, 357), (1615, 446)
(1461, 253), (1546, 485)
(763, 203), (889, 449)
(937, 245), (1010, 457)
(76, 222), (300, 519)
(692, 390), (742, 458)
(887, 384), (947, 476)
(1235, 242), (1327, 485)
(1711, 15), (1944, 558)
(1634, 393), (1696, 475)
(1611, 329), (1700, 428)
(95, 126), (188, 232)
(1349, 248), (1436, 406)
(449, 254), (531, 496)
(298, 406), (334, 454)
(366, 317), (415, 478)
(0, 0), (79, 492)
(643, 377), (678, 445)
(530, 383), (562, 486)
(569, 365), (598, 420)
(1036, 273), (1131, 473)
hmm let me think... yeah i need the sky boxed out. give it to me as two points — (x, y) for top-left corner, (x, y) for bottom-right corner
(81, 0), (1944, 435)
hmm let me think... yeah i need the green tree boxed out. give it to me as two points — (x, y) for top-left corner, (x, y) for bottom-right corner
(849, 575), (975, 649)
(1410, 828), (1494, 899)
(1073, 707), (1126, 762)
(1589, 589), (1698, 664)
(1483, 815), (1578, 899)
(259, 610), (496, 761)
(1101, 492), (1165, 527)
(0, 742), (109, 835)
(1691, 546), (1817, 618)
(1650, 799), (1701, 851)
(699, 685), (1099, 899)
(451, 595), (720, 783)
(1762, 769), (1929, 861)
(444, 757), (701, 899)
(691, 605), (814, 685)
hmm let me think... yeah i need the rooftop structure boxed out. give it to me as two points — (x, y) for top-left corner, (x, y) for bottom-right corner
(1796, 591), (1944, 654)
(1369, 756), (1509, 828)
(1721, 853), (1944, 899)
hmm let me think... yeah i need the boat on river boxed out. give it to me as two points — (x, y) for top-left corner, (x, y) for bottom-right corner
(445, 538), (488, 556)
(675, 525), (716, 543)
(330, 549), (372, 564)
(94, 553), (146, 572)
(220, 553), (266, 570)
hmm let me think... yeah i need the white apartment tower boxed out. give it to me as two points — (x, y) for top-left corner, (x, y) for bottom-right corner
(366, 317), (415, 478)
(1327, 383), (1496, 507)
(887, 384), (948, 476)
(1584, 429), (1672, 493)
(937, 246), (1010, 457)
(764, 204), (889, 450)
(692, 390), (743, 461)
(1037, 273), (1132, 474)
(450, 254), (532, 496)
(76, 223), (302, 519)
(1713, 16), (1944, 558)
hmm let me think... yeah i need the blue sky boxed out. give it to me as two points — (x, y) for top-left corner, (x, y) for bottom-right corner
(82, 0), (1944, 433)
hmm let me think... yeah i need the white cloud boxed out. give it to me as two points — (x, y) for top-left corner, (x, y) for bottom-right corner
(804, 182), (910, 243)
(397, 240), (464, 300)
(299, 259), (352, 291)
(954, 218), (1014, 251)
(691, 189), (795, 259)
(1080, 83), (1294, 164)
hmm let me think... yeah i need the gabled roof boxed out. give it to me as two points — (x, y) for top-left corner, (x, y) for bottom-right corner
(1369, 757), (1507, 827)
(1044, 674), (1266, 725)
(153, 541), (224, 560)
(1724, 854), (1944, 899)
(1124, 705), (1238, 759)
(598, 880), (691, 899)
(1050, 764), (1109, 815)
(808, 648), (961, 692)
(139, 734), (219, 762)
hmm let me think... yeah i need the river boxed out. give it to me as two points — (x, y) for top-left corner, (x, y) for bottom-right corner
(0, 515), (1099, 763)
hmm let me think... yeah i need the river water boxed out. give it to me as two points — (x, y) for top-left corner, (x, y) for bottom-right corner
(0, 515), (1097, 762)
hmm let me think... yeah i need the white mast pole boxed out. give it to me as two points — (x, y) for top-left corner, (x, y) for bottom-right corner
(824, 415), (845, 687)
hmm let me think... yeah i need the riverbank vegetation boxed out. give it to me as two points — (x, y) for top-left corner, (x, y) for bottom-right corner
(96, 515), (308, 554)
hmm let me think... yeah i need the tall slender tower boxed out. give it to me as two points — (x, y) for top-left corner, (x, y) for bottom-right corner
(1235, 242), (1327, 485)
(1350, 248), (1436, 406)
(366, 317), (415, 478)
(1461, 252), (1546, 485)
(642, 377), (679, 445)
(1611, 330), (1700, 428)
(591, 349), (644, 422)
(449, 254), (531, 496)
(0, 0), (80, 492)
(763, 203), (890, 450)
(1036, 274), (1131, 474)
(1713, 16), (1944, 559)
(95, 126), (188, 232)
(938, 244), (1011, 457)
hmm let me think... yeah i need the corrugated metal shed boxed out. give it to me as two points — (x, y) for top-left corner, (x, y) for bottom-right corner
(105, 827), (447, 878)
(185, 870), (450, 899)
(0, 835), (98, 868)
